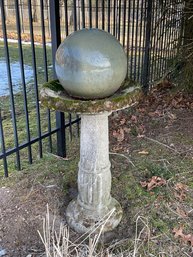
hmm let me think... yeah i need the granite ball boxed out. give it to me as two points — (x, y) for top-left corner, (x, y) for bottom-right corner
(55, 28), (127, 100)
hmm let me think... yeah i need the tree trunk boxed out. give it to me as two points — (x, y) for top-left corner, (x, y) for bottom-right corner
(32, 0), (40, 22)
(4, 0), (8, 20)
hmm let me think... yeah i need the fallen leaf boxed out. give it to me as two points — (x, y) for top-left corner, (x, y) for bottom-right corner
(138, 150), (149, 155)
(174, 191), (187, 201)
(168, 112), (177, 120)
(140, 176), (166, 191)
(171, 99), (179, 108)
(174, 183), (188, 201)
(183, 234), (193, 246)
(148, 112), (155, 117)
(175, 183), (188, 192)
(112, 145), (123, 152)
(137, 134), (145, 138)
(176, 207), (188, 218)
(131, 115), (138, 123)
(138, 108), (146, 113)
(148, 110), (163, 117)
(112, 128), (125, 142)
(173, 226), (193, 246)
(173, 226), (184, 238)
(123, 127), (131, 133)
(120, 118), (126, 125)
(156, 195), (164, 201)
(138, 124), (146, 134)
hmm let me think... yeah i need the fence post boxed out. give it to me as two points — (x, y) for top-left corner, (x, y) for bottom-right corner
(49, 0), (66, 157)
(143, 0), (153, 93)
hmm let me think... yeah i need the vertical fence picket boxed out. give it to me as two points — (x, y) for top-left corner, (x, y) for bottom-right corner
(40, 0), (52, 153)
(15, 0), (33, 164)
(141, 0), (147, 84)
(160, 1), (167, 77)
(134, 0), (140, 80)
(49, 0), (66, 158)
(28, 0), (43, 158)
(64, 0), (69, 36)
(102, 0), (105, 30)
(143, 0), (153, 92)
(126, 0), (131, 76)
(130, 0), (135, 78)
(73, 0), (77, 31)
(137, 0), (145, 82)
(150, 1), (156, 83)
(156, 5), (163, 80)
(95, 0), (98, 28)
(117, 0), (121, 41)
(113, 0), (116, 36)
(0, 0), (21, 172)
(107, 0), (111, 33)
(68, 114), (72, 141)
(81, 0), (85, 28)
(122, 0), (126, 48)
(89, 0), (92, 28)
(0, 111), (8, 177)
(165, 1), (171, 73)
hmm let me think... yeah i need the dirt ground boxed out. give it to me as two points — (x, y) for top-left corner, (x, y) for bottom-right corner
(0, 176), (66, 256)
(1, 83), (193, 256)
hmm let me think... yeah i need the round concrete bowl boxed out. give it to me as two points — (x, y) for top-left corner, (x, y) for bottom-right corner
(40, 78), (142, 114)
(55, 28), (127, 100)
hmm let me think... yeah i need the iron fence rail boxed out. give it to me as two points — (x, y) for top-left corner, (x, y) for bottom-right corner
(0, 0), (184, 176)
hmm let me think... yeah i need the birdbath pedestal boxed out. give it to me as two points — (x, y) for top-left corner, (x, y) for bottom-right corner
(40, 79), (141, 234)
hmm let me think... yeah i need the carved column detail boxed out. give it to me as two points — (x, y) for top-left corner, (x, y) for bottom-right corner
(78, 113), (111, 211)
(66, 113), (122, 233)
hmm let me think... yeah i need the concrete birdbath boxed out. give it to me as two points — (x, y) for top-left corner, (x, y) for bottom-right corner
(40, 29), (141, 234)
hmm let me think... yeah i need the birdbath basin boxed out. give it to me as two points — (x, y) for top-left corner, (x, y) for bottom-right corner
(40, 29), (142, 234)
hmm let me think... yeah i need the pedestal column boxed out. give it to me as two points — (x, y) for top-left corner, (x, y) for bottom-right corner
(66, 113), (122, 234)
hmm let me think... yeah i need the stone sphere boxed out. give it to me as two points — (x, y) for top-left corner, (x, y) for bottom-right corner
(55, 28), (127, 99)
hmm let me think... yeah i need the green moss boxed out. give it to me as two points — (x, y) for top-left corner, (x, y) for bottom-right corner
(43, 80), (64, 92)
(40, 79), (142, 114)
(142, 161), (173, 180)
(151, 217), (170, 233)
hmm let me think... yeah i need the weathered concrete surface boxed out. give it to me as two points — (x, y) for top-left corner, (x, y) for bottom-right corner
(66, 113), (122, 233)
(40, 79), (142, 114)
(55, 29), (127, 99)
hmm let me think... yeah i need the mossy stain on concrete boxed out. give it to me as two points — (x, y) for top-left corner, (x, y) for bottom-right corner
(40, 79), (142, 114)
(43, 80), (64, 92)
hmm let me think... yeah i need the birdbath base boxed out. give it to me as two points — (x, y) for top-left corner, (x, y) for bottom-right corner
(66, 197), (122, 234)
(66, 113), (122, 233)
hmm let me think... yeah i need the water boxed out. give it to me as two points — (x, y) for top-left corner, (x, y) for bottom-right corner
(0, 59), (33, 96)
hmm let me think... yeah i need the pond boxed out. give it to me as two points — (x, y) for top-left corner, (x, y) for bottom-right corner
(0, 59), (33, 96)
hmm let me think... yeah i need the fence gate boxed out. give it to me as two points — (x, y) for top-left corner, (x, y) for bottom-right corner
(0, 0), (184, 176)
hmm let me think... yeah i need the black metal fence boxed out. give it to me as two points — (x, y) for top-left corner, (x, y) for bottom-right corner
(0, 0), (184, 177)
